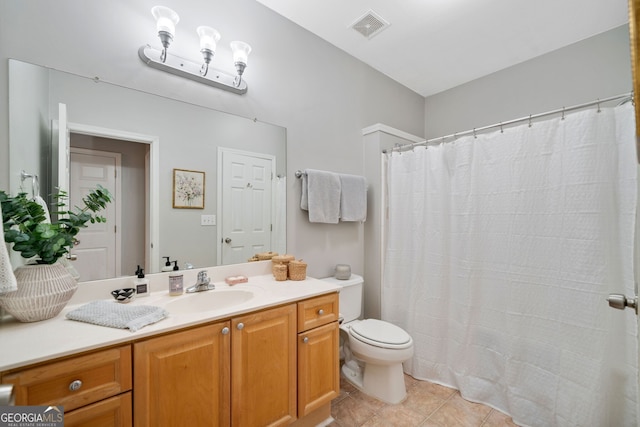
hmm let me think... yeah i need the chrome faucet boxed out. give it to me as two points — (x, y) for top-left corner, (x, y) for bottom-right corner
(186, 270), (214, 293)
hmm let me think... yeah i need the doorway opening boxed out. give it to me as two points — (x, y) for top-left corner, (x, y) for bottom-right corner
(69, 136), (147, 280)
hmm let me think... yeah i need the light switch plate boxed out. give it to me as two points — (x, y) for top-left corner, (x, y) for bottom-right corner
(201, 214), (216, 226)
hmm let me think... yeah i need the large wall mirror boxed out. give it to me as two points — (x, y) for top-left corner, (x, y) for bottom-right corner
(8, 59), (287, 283)
(630, 0), (640, 162)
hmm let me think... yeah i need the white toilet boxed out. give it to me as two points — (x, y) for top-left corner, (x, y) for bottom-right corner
(321, 274), (414, 404)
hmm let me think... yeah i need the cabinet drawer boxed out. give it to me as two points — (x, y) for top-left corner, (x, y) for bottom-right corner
(297, 293), (339, 332)
(64, 392), (132, 427)
(2, 345), (132, 412)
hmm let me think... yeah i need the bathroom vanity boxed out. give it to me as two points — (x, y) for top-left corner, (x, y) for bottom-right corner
(0, 261), (341, 426)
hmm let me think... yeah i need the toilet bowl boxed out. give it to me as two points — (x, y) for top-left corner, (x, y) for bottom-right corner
(320, 275), (414, 404)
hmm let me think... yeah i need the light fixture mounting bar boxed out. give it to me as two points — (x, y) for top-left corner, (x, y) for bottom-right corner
(138, 44), (247, 94)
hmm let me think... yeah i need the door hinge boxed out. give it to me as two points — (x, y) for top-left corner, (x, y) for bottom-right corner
(114, 225), (117, 233)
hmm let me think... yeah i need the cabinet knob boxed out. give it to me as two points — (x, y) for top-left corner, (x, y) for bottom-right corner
(221, 327), (229, 335)
(237, 323), (244, 330)
(303, 336), (309, 344)
(317, 309), (324, 316)
(69, 380), (83, 391)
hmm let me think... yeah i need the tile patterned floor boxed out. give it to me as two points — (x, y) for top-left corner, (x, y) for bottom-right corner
(330, 374), (520, 427)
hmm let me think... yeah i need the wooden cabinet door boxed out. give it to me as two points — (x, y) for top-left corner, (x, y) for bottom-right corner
(134, 322), (231, 427)
(297, 321), (340, 417)
(231, 304), (297, 427)
(64, 392), (132, 427)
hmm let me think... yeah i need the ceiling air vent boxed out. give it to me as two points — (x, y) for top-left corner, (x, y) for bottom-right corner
(350, 10), (390, 39)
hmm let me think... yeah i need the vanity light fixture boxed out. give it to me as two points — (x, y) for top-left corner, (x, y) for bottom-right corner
(196, 26), (221, 77)
(139, 5), (252, 94)
(151, 6), (180, 63)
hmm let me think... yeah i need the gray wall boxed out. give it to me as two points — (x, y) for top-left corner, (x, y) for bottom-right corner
(0, 0), (426, 280)
(425, 25), (632, 139)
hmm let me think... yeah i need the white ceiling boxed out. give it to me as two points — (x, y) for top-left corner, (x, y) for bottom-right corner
(256, 0), (629, 97)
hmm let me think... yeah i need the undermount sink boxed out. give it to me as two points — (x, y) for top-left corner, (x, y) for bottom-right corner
(163, 289), (254, 314)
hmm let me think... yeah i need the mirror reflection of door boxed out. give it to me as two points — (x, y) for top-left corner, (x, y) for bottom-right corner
(64, 131), (150, 280)
(219, 148), (275, 265)
(69, 148), (120, 281)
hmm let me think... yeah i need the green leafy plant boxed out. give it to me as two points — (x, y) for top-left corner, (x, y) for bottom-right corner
(0, 186), (112, 264)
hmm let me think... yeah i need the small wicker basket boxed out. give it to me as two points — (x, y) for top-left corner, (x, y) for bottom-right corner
(272, 254), (295, 265)
(256, 251), (278, 261)
(271, 254), (295, 277)
(273, 264), (288, 281)
(288, 259), (307, 281)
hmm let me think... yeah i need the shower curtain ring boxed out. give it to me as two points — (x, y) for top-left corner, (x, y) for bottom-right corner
(528, 115), (532, 128)
(561, 107), (565, 120)
(473, 128), (477, 139)
(500, 122), (504, 133)
(597, 99), (601, 113)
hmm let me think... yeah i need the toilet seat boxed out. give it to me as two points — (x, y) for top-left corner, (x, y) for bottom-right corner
(349, 319), (412, 350)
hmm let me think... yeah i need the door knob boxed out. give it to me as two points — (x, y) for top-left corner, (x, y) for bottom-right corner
(607, 293), (638, 314)
(225, 238), (232, 244)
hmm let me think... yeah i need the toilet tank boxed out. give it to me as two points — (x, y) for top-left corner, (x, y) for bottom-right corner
(320, 274), (363, 323)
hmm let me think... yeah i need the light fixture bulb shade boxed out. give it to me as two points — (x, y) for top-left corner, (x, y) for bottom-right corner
(197, 26), (221, 52)
(230, 41), (252, 65)
(151, 6), (180, 36)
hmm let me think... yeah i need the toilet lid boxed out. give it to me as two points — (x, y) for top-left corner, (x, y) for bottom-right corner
(349, 319), (413, 349)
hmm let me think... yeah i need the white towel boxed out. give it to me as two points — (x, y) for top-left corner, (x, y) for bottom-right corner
(339, 174), (367, 222)
(33, 195), (51, 224)
(0, 203), (18, 294)
(66, 300), (168, 332)
(301, 169), (341, 223)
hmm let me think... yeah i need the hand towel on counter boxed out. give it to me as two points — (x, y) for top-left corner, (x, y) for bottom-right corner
(300, 169), (341, 223)
(66, 300), (168, 332)
(339, 173), (367, 222)
(0, 203), (18, 294)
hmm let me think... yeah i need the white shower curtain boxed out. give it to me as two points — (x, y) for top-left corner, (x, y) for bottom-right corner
(382, 103), (638, 427)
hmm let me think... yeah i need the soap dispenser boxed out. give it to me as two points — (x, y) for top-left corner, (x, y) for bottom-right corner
(161, 256), (173, 272)
(134, 265), (150, 297)
(169, 261), (183, 296)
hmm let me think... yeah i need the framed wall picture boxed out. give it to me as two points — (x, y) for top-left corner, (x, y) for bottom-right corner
(173, 168), (205, 209)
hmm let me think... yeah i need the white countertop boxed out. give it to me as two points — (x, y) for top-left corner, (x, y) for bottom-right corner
(0, 262), (341, 372)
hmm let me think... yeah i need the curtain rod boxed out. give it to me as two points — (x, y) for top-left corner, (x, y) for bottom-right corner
(383, 92), (633, 154)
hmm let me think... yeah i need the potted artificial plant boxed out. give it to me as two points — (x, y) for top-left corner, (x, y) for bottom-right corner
(0, 186), (111, 322)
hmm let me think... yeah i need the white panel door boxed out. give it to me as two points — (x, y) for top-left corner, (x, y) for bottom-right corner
(69, 148), (120, 281)
(220, 150), (273, 265)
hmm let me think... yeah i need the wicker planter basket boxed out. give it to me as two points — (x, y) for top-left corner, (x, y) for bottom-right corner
(0, 262), (78, 322)
(288, 259), (307, 281)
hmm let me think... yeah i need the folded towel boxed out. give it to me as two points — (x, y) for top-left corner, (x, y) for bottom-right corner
(0, 203), (18, 294)
(301, 169), (341, 223)
(339, 174), (367, 222)
(66, 300), (168, 332)
(301, 174), (309, 211)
